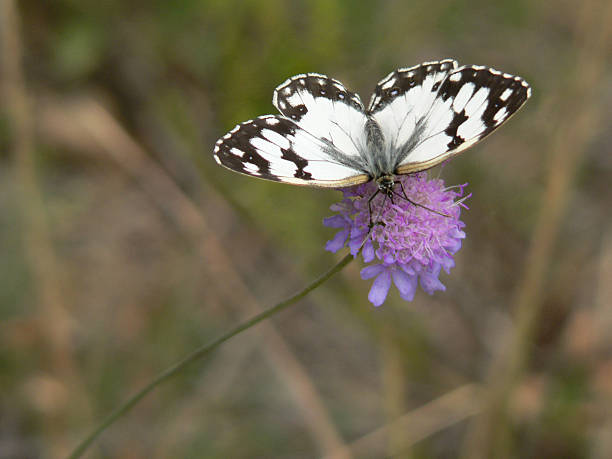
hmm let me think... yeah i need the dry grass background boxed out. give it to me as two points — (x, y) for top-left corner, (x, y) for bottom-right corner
(1, 0), (612, 458)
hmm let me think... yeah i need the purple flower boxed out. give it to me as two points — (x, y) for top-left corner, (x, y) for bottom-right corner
(323, 172), (469, 307)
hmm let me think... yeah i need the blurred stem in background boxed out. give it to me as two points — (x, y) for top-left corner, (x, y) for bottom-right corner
(40, 96), (354, 458)
(461, 0), (612, 457)
(0, 1), (89, 456)
(67, 252), (353, 459)
(380, 325), (410, 457)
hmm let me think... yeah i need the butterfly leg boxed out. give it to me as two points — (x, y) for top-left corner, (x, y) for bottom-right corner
(367, 189), (380, 230)
(396, 180), (450, 217)
(358, 190), (389, 255)
(368, 189), (391, 230)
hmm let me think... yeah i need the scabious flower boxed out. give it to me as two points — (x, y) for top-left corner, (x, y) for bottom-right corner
(324, 172), (469, 307)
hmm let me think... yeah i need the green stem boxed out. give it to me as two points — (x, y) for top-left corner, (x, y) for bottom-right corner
(67, 253), (353, 459)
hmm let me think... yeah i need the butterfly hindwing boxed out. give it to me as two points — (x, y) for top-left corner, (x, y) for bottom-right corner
(395, 65), (531, 173)
(213, 115), (369, 187)
(272, 73), (368, 160)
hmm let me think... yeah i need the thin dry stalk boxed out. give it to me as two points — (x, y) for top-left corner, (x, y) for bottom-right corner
(380, 327), (410, 458)
(594, 228), (612, 348)
(591, 228), (612, 458)
(325, 384), (482, 459)
(39, 98), (352, 458)
(152, 343), (259, 456)
(1, 0), (70, 370)
(461, 1), (612, 457)
(0, 1), (87, 456)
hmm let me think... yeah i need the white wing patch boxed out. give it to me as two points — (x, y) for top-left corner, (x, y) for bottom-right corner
(452, 83), (475, 112)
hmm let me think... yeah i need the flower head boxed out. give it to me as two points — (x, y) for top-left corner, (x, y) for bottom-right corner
(323, 172), (469, 306)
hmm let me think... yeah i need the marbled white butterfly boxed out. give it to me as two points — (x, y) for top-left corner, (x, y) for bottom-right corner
(213, 59), (530, 199)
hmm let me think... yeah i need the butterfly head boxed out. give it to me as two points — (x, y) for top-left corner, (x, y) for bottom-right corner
(376, 175), (396, 198)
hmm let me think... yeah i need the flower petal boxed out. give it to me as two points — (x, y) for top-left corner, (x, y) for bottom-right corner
(445, 237), (463, 253)
(348, 228), (368, 256)
(323, 215), (348, 228)
(419, 270), (446, 295)
(391, 269), (418, 302)
(400, 262), (417, 276)
(368, 270), (391, 307)
(362, 239), (375, 263)
(325, 229), (349, 253)
(438, 255), (455, 274)
(360, 263), (385, 279)
(450, 228), (466, 239)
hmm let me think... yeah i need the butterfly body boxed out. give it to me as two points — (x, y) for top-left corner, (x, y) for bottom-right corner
(213, 59), (530, 190)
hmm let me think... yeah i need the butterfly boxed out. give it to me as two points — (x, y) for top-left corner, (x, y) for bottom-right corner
(213, 59), (530, 200)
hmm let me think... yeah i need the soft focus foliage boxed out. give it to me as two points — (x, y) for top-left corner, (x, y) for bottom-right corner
(1, 1), (611, 458)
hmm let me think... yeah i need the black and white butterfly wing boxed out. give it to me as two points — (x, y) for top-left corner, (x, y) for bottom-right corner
(213, 115), (369, 187)
(396, 66), (531, 173)
(273, 73), (369, 162)
(368, 61), (531, 174)
(214, 73), (373, 187)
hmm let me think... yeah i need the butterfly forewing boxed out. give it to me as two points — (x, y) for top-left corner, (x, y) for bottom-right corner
(273, 73), (368, 160)
(213, 115), (369, 187)
(395, 66), (531, 173)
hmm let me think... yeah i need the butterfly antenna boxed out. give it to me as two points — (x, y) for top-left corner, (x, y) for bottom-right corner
(359, 192), (389, 253)
(395, 181), (451, 218)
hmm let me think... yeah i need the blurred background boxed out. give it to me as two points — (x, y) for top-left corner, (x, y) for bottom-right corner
(1, 0), (611, 457)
